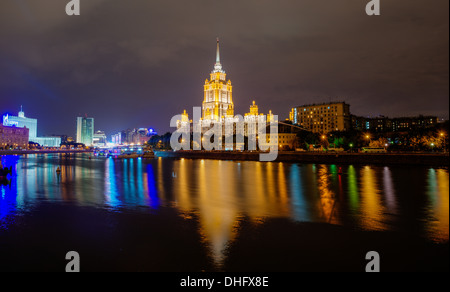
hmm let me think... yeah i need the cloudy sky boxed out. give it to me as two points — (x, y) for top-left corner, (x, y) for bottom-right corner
(0, 0), (448, 137)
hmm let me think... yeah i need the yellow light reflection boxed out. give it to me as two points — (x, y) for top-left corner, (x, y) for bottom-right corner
(157, 157), (166, 201)
(359, 166), (387, 231)
(196, 160), (239, 268)
(317, 165), (339, 224)
(426, 169), (449, 242)
(174, 158), (193, 211)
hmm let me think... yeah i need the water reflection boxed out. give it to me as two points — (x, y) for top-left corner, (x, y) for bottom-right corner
(359, 166), (387, 231)
(426, 168), (449, 242)
(317, 165), (339, 224)
(0, 154), (448, 268)
(105, 157), (120, 208)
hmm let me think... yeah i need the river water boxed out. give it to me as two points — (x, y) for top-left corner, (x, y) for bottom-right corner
(0, 153), (448, 271)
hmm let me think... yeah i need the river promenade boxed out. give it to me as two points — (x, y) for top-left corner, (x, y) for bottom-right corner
(155, 150), (449, 167)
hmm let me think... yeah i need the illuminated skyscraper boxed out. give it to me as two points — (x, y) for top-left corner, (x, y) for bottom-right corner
(177, 39), (276, 151)
(202, 38), (234, 122)
(76, 116), (94, 146)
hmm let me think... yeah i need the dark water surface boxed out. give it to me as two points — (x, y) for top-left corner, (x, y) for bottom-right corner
(0, 153), (448, 271)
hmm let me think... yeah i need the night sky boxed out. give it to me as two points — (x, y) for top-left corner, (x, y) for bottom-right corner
(0, 0), (448, 138)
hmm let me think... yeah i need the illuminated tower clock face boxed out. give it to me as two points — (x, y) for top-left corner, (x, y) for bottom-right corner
(202, 39), (234, 121)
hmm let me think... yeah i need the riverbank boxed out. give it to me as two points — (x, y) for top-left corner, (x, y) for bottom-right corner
(0, 149), (93, 155)
(155, 150), (449, 166)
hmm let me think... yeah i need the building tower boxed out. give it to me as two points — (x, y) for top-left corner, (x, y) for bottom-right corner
(202, 38), (234, 122)
(76, 116), (94, 146)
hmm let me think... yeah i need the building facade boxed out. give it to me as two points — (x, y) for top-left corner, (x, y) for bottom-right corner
(0, 123), (29, 149)
(202, 39), (234, 122)
(289, 102), (351, 133)
(391, 116), (439, 132)
(178, 39), (274, 139)
(93, 130), (107, 146)
(32, 137), (61, 148)
(3, 107), (60, 147)
(76, 117), (94, 146)
(111, 128), (157, 145)
(3, 107), (37, 138)
(351, 115), (439, 132)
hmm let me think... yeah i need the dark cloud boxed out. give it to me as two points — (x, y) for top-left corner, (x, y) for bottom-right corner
(0, 0), (448, 137)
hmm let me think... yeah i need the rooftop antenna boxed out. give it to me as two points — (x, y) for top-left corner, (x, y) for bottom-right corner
(18, 105), (25, 118)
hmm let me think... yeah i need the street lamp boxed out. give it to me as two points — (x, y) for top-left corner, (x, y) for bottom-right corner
(364, 134), (371, 146)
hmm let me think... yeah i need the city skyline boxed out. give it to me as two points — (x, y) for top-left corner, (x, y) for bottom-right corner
(0, 0), (448, 137)
(0, 0), (449, 274)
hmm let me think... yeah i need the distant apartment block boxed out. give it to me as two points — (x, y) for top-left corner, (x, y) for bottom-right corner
(352, 115), (439, 132)
(289, 102), (351, 133)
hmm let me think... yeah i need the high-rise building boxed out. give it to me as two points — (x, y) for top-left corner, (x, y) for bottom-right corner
(176, 39), (276, 152)
(289, 102), (351, 133)
(76, 117), (94, 146)
(3, 107), (60, 147)
(202, 39), (234, 122)
(3, 106), (37, 139)
(178, 39), (273, 130)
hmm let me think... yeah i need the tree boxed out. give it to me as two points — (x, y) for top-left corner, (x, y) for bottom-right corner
(369, 137), (389, 148)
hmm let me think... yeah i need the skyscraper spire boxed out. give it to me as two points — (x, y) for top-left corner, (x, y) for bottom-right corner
(216, 38), (220, 64)
(213, 38), (224, 73)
